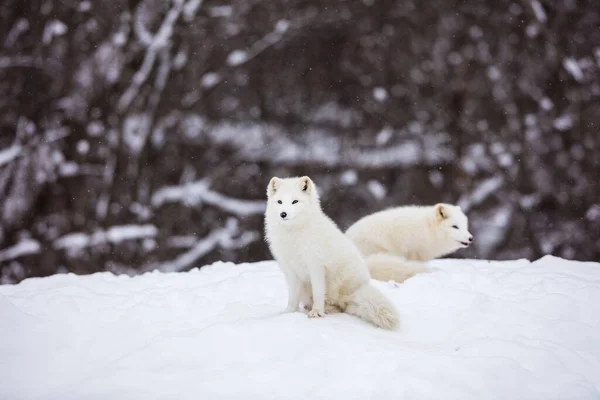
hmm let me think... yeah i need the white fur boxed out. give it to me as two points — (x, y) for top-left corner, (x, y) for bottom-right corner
(346, 204), (473, 283)
(264, 176), (399, 330)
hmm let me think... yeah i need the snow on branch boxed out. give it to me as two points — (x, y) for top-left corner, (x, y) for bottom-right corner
(458, 176), (504, 212)
(194, 118), (453, 168)
(0, 239), (41, 263)
(476, 205), (514, 257)
(226, 20), (290, 67)
(563, 58), (583, 83)
(0, 55), (41, 70)
(117, 0), (186, 112)
(53, 224), (158, 251)
(133, 6), (154, 47)
(198, 19), (292, 89)
(530, 0), (547, 23)
(151, 179), (266, 217)
(244, 139), (451, 168)
(0, 145), (22, 168)
(143, 218), (259, 273)
(183, 0), (203, 21)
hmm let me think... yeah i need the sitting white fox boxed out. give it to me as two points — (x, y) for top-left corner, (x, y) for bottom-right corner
(346, 204), (473, 283)
(264, 176), (399, 330)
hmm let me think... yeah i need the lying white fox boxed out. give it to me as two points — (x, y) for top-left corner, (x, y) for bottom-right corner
(346, 204), (473, 283)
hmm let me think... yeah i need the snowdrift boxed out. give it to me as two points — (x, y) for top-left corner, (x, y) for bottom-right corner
(1, 256), (599, 400)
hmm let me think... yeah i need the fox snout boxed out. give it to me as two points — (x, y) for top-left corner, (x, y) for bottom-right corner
(280, 212), (287, 219)
(460, 235), (474, 247)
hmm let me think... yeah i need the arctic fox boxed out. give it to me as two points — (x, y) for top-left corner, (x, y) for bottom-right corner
(346, 204), (473, 283)
(264, 176), (399, 330)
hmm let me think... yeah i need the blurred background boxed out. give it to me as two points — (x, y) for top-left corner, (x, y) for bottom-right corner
(1, 0), (599, 283)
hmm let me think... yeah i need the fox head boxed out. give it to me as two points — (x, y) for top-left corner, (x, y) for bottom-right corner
(434, 203), (473, 250)
(265, 176), (320, 226)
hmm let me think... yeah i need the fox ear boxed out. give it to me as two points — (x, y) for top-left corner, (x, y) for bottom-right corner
(267, 177), (280, 197)
(298, 176), (313, 194)
(435, 203), (448, 221)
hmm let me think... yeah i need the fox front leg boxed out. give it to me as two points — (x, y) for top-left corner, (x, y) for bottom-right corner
(283, 270), (302, 313)
(300, 281), (313, 311)
(307, 265), (326, 318)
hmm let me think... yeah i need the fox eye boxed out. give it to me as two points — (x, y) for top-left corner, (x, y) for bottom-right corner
(277, 200), (282, 204)
(292, 200), (298, 204)
(452, 225), (459, 229)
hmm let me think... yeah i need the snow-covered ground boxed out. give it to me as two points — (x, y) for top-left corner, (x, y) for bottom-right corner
(1, 256), (599, 400)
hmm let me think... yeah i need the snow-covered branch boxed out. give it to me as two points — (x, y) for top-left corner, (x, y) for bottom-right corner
(0, 239), (40, 263)
(143, 218), (259, 273)
(177, 117), (453, 168)
(0, 145), (21, 168)
(476, 205), (514, 257)
(198, 18), (293, 90)
(152, 179), (266, 217)
(117, 0), (186, 112)
(53, 224), (158, 251)
(0, 55), (44, 70)
(226, 20), (290, 67)
(458, 176), (505, 212)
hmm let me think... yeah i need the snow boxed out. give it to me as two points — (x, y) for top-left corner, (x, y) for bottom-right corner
(476, 205), (514, 256)
(367, 179), (387, 200)
(227, 50), (249, 66)
(553, 114), (574, 131)
(428, 169), (444, 187)
(563, 58), (584, 82)
(1, 256), (599, 399)
(310, 102), (360, 128)
(540, 97), (554, 110)
(42, 20), (67, 44)
(58, 161), (79, 177)
(200, 72), (221, 88)
(5, 19), (29, 47)
(118, 0), (184, 112)
(86, 121), (104, 136)
(274, 20), (290, 33)
(340, 169), (358, 185)
(373, 87), (389, 102)
(122, 114), (151, 153)
(487, 65), (501, 81)
(349, 142), (422, 168)
(53, 224), (159, 251)
(458, 175), (504, 211)
(375, 126), (393, 145)
(143, 218), (259, 273)
(586, 204), (600, 221)
(530, 0), (547, 23)
(104, 225), (159, 243)
(209, 6), (233, 18)
(0, 144), (21, 167)
(183, 0), (203, 21)
(151, 179), (265, 217)
(0, 239), (40, 263)
(170, 117), (450, 169)
(225, 20), (291, 68)
(76, 140), (90, 155)
(78, 1), (91, 12)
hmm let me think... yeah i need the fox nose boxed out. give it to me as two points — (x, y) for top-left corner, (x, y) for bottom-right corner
(280, 212), (287, 219)
(468, 236), (474, 242)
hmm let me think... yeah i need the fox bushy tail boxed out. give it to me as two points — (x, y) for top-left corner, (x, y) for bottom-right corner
(345, 284), (399, 330)
(366, 254), (432, 283)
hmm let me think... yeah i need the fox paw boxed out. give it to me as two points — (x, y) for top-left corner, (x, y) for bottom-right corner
(308, 309), (325, 318)
(284, 306), (298, 313)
